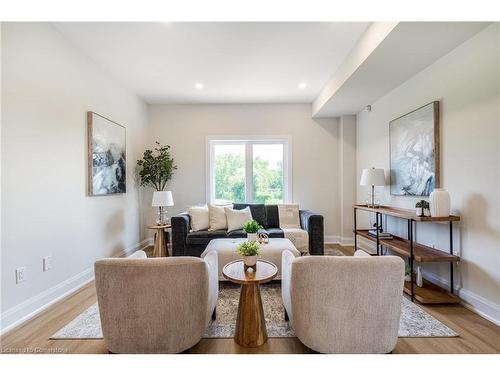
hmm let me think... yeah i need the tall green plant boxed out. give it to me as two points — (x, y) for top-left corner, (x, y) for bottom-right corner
(137, 142), (177, 190)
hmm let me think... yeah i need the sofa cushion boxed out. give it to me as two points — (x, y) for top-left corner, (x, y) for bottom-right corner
(186, 230), (227, 245)
(278, 204), (301, 229)
(227, 229), (246, 238)
(265, 228), (285, 238)
(225, 206), (253, 232)
(233, 203), (267, 228)
(265, 205), (279, 228)
(188, 205), (209, 231)
(208, 203), (232, 231)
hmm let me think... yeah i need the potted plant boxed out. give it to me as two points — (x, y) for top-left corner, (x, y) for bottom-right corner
(415, 200), (430, 217)
(236, 241), (261, 267)
(137, 141), (177, 190)
(137, 142), (177, 224)
(243, 220), (263, 242)
(405, 264), (412, 282)
(423, 201), (431, 217)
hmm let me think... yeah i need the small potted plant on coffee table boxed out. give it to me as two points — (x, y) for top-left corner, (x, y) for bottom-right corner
(236, 241), (261, 267)
(243, 220), (263, 242)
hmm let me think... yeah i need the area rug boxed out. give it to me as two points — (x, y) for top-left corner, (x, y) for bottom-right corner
(51, 282), (457, 339)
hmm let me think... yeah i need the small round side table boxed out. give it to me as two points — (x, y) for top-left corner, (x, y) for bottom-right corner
(148, 224), (171, 257)
(222, 260), (278, 347)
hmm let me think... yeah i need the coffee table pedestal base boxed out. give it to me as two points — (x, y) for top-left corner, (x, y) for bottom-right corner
(234, 284), (267, 347)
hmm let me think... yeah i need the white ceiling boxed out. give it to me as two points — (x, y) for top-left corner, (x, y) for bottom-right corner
(53, 22), (370, 104)
(313, 22), (490, 117)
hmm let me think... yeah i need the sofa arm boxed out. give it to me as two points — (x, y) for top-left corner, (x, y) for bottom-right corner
(203, 250), (219, 324)
(171, 213), (190, 256)
(299, 210), (324, 255)
(281, 249), (295, 324)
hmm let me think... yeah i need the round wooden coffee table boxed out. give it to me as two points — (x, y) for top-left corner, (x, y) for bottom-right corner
(222, 259), (278, 348)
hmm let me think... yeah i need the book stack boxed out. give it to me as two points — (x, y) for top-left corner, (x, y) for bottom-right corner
(368, 230), (393, 240)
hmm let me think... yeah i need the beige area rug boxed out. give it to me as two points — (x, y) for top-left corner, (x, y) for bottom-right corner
(51, 281), (457, 339)
(51, 244), (457, 339)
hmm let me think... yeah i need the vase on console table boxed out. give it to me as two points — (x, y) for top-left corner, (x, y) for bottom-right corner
(430, 188), (451, 217)
(416, 266), (424, 288)
(247, 233), (258, 242)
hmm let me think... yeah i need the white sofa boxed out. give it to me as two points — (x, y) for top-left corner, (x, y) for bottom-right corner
(281, 249), (404, 353)
(94, 251), (218, 353)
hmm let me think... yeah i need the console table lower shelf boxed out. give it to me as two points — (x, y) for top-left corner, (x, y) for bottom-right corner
(403, 279), (459, 304)
(355, 228), (460, 304)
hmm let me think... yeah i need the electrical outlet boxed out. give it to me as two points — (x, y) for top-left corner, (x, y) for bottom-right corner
(43, 256), (52, 272)
(16, 267), (27, 284)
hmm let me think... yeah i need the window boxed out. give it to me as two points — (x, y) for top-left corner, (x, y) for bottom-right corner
(208, 137), (291, 204)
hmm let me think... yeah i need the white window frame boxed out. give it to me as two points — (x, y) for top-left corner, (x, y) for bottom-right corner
(206, 135), (292, 204)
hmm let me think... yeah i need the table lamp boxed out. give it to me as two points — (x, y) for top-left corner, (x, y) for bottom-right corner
(152, 191), (174, 225)
(360, 168), (385, 208)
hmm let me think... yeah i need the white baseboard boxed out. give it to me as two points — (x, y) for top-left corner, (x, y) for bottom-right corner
(340, 237), (354, 246)
(357, 238), (499, 326)
(0, 267), (95, 336)
(0, 238), (152, 335)
(422, 271), (500, 326)
(324, 235), (340, 244)
(324, 236), (355, 246)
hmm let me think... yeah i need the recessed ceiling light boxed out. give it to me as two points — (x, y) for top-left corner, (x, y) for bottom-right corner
(195, 83), (204, 90)
(298, 82), (307, 89)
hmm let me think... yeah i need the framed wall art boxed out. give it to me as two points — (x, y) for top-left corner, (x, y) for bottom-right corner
(389, 101), (440, 196)
(87, 112), (126, 195)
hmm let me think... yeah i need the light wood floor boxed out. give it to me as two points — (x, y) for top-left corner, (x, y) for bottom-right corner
(1, 245), (499, 354)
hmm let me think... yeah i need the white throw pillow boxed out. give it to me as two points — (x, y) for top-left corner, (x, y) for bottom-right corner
(224, 206), (253, 232)
(127, 250), (147, 259)
(208, 203), (233, 231)
(188, 205), (209, 231)
(278, 204), (301, 229)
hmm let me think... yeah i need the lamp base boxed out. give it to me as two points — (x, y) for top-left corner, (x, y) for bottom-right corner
(156, 207), (169, 225)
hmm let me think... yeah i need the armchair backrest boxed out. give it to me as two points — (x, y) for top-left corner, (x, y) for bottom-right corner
(289, 255), (404, 353)
(94, 256), (211, 353)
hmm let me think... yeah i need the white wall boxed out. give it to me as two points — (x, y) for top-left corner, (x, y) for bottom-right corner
(339, 115), (356, 244)
(147, 104), (340, 239)
(1, 23), (149, 332)
(0, 23), (3, 322)
(356, 24), (500, 324)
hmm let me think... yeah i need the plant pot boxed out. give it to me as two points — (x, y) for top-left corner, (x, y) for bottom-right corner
(247, 233), (258, 242)
(243, 255), (258, 267)
(430, 188), (451, 217)
(404, 274), (411, 283)
(415, 208), (423, 217)
(424, 208), (431, 217)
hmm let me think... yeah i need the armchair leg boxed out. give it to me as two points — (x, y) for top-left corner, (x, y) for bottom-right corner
(284, 307), (289, 322)
(211, 307), (217, 321)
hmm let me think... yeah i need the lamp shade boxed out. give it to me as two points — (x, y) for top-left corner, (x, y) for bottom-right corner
(360, 168), (385, 186)
(152, 191), (174, 207)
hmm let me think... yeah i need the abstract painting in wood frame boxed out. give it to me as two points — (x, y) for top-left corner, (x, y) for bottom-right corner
(389, 101), (440, 196)
(87, 112), (126, 195)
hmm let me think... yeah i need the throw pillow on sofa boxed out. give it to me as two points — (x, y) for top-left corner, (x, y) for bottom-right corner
(208, 203), (233, 231)
(188, 205), (209, 231)
(224, 206), (253, 232)
(278, 204), (301, 229)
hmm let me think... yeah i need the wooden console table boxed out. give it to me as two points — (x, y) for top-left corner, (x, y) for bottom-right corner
(353, 205), (460, 304)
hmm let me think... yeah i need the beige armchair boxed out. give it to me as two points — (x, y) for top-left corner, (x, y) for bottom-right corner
(282, 250), (404, 353)
(94, 250), (218, 353)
